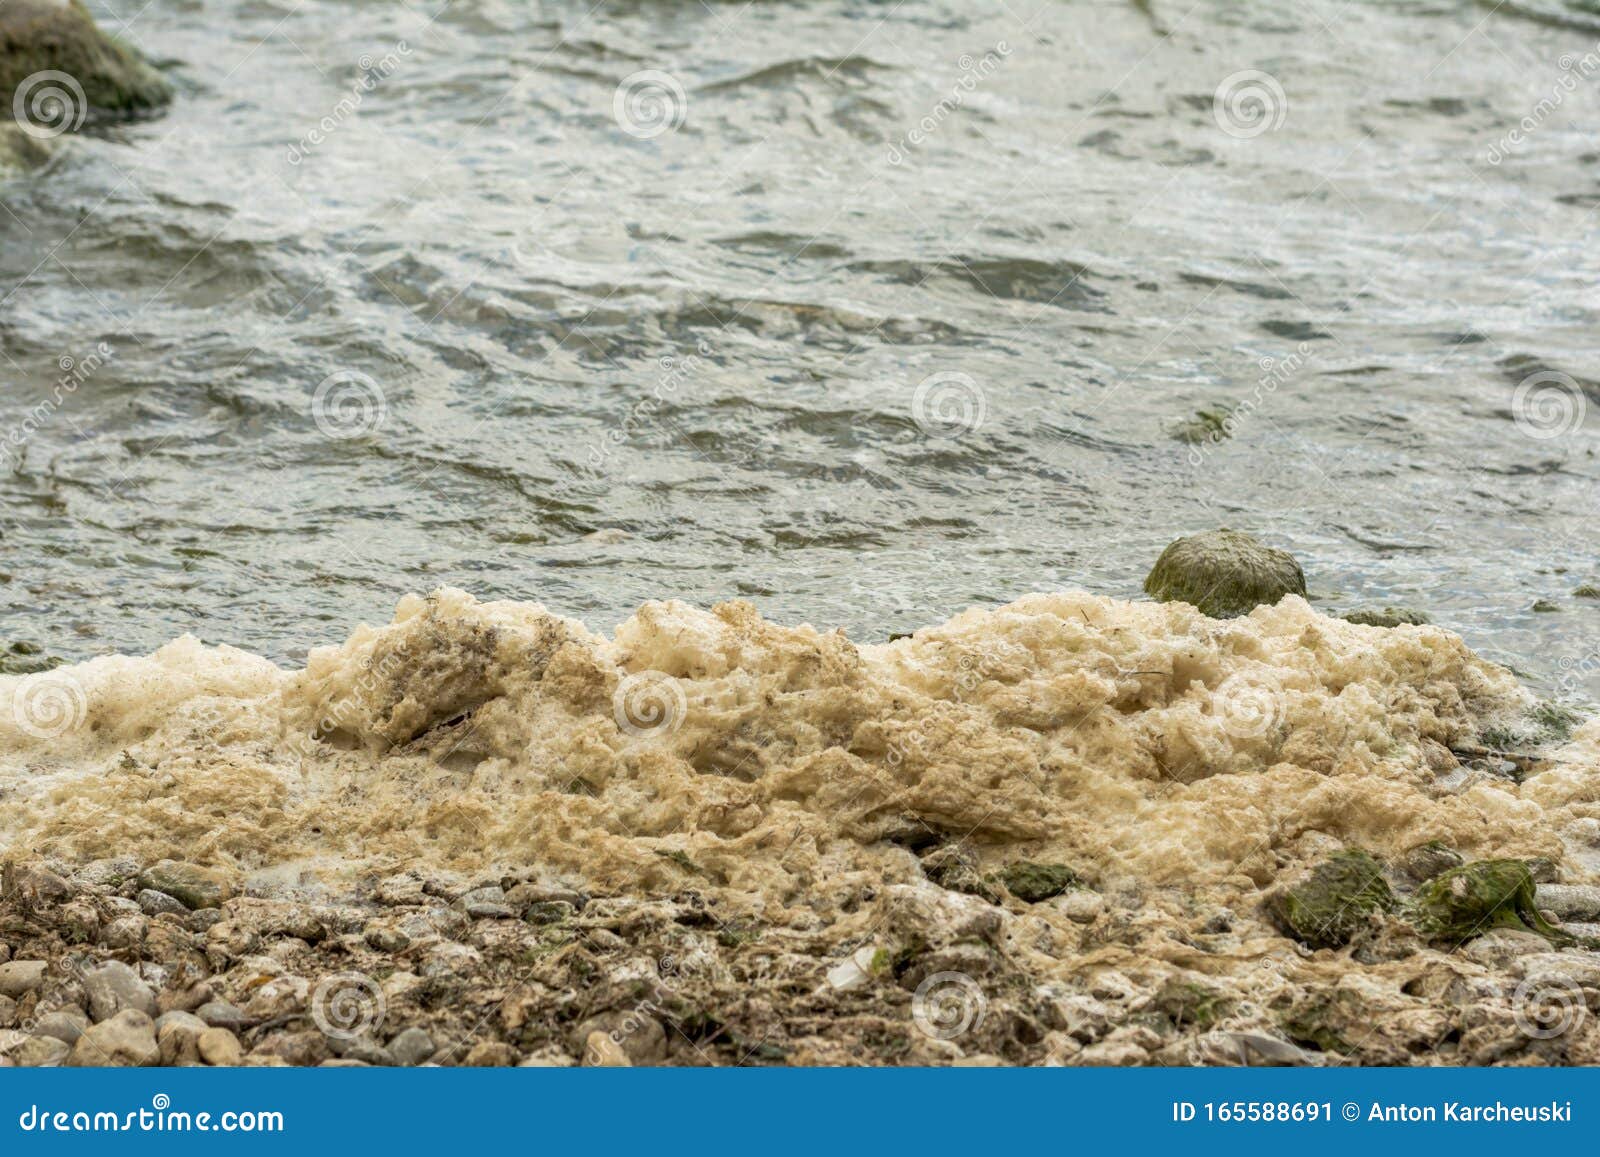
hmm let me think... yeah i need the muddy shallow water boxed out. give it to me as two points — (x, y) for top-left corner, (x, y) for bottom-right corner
(2, 0), (1599, 705)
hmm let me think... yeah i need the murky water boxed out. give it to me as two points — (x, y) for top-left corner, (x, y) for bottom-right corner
(2, 0), (1597, 700)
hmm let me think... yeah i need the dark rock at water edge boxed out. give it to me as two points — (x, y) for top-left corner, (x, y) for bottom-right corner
(1, 0), (171, 125)
(1144, 528), (1306, 619)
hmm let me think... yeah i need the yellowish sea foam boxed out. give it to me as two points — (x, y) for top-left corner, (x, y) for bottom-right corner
(2, 588), (1591, 909)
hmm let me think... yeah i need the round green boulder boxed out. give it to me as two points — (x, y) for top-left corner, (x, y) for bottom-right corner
(1144, 528), (1307, 619)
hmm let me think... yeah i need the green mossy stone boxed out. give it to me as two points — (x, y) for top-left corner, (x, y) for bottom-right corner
(998, 861), (1081, 903)
(0, 640), (62, 673)
(1270, 849), (1396, 949)
(1408, 859), (1568, 946)
(1172, 405), (1235, 446)
(1574, 584), (1600, 600)
(0, 0), (172, 123)
(1144, 529), (1306, 619)
(136, 859), (233, 910)
(1339, 607), (1430, 628)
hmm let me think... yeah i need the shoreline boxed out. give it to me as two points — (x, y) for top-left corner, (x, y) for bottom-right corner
(2, 585), (1599, 1065)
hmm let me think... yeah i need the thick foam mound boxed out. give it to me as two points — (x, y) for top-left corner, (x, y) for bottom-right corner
(0, 588), (1585, 892)
(10, 589), (1600, 1065)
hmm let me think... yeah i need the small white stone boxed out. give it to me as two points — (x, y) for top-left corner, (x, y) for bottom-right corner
(826, 946), (881, 991)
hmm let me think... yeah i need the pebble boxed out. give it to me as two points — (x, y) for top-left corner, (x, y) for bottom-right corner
(573, 1011), (668, 1065)
(1049, 890), (1106, 924)
(505, 883), (585, 910)
(388, 1027), (435, 1067)
(331, 1040), (393, 1066)
(825, 946), (881, 992)
(1516, 952), (1600, 987)
(462, 1040), (518, 1066)
(0, 960), (46, 998)
(84, 960), (158, 1022)
(101, 914), (148, 950)
(69, 1009), (159, 1066)
(138, 888), (190, 918)
(155, 1011), (209, 1066)
(458, 885), (515, 919)
(364, 924), (410, 952)
(138, 860), (234, 911)
(10, 866), (72, 905)
(197, 1027), (244, 1066)
(196, 1000), (248, 1030)
(0, 995), (15, 1028)
(247, 1030), (327, 1066)
(33, 1008), (89, 1045)
(13, 1035), (71, 1067)
(1536, 884), (1600, 922)
(523, 901), (575, 925)
(583, 1031), (631, 1067)
(75, 857), (141, 889)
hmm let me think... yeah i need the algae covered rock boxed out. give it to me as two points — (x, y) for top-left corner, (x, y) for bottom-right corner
(1, 0), (171, 131)
(1340, 607), (1429, 628)
(1270, 849), (1396, 949)
(137, 860), (233, 911)
(1172, 404), (1235, 446)
(1408, 859), (1568, 946)
(998, 861), (1081, 903)
(1143, 529), (1306, 619)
